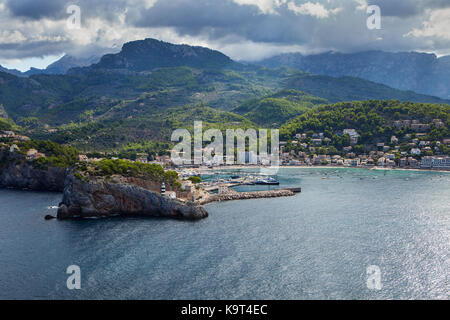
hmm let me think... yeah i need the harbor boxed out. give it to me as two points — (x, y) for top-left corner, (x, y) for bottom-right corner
(188, 171), (302, 204)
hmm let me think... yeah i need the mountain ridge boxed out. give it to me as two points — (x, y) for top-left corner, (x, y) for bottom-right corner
(0, 38), (449, 152)
(0, 54), (102, 77)
(255, 50), (450, 99)
(93, 38), (236, 71)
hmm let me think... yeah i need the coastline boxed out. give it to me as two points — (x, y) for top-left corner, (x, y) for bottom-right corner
(198, 165), (450, 174)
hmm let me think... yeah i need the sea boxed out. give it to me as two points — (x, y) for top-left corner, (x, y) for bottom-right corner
(0, 167), (448, 299)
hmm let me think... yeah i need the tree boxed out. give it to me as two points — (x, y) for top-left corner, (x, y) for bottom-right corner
(188, 176), (202, 184)
(328, 146), (339, 155)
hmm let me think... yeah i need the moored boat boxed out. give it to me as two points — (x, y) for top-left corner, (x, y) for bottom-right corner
(255, 177), (280, 185)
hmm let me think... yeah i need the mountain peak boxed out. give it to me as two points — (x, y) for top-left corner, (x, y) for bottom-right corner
(0, 65), (23, 77)
(94, 38), (234, 71)
(25, 54), (101, 75)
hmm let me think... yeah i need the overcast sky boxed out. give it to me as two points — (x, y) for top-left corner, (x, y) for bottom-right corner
(1, 0), (450, 71)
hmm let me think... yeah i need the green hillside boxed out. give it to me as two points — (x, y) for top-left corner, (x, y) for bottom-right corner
(0, 65), (278, 127)
(284, 72), (448, 104)
(1, 38), (449, 154)
(281, 100), (450, 155)
(33, 104), (255, 151)
(233, 89), (327, 127)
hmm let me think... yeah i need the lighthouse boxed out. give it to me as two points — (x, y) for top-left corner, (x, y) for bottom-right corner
(161, 182), (166, 196)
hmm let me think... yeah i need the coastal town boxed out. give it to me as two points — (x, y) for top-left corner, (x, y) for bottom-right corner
(1, 121), (450, 173)
(278, 120), (450, 170)
(179, 118), (450, 171)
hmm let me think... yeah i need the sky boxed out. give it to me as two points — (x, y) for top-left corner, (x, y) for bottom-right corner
(0, 0), (450, 71)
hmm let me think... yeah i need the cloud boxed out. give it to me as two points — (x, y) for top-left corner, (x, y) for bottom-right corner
(0, 30), (26, 44)
(287, 1), (331, 19)
(5, 0), (65, 20)
(233, 0), (286, 14)
(355, 0), (368, 11)
(0, 0), (450, 65)
(213, 39), (306, 61)
(406, 8), (450, 40)
(367, 0), (450, 17)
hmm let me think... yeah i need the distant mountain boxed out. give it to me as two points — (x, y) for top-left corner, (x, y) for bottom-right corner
(283, 72), (448, 104)
(0, 65), (23, 77)
(0, 55), (101, 77)
(93, 38), (235, 71)
(24, 55), (101, 76)
(256, 51), (450, 99)
(1, 38), (449, 152)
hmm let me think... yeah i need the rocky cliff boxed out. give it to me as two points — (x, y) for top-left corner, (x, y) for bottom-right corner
(93, 38), (234, 71)
(0, 152), (67, 191)
(57, 174), (208, 220)
(0, 150), (208, 220)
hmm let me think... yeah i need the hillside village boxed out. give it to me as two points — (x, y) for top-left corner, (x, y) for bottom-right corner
(1, 124), (449, 171)
(279, 117), (450, 170)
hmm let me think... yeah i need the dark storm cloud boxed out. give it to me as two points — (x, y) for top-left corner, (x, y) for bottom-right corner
(0, 0), (450, 62)
(368, 0), (420, 17)
(128, 0), (329, 45)
(0, 40), (71, 58)
(6, 0), (66, 20)
(368, 0), (450, 17)
(4, 0), (131, 22)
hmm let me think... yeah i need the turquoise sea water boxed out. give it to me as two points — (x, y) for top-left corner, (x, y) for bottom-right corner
(0, 168), (448, 299)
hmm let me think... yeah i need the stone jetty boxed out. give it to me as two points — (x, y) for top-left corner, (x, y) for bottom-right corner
(202, 188), (295, 204)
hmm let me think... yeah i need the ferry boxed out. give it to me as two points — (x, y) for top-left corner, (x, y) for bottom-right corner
(255, 177), (280, 185)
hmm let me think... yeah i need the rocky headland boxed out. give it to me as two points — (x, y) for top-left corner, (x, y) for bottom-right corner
(0, 150), (67, 191)
(0, 149), (208, 220)
(57, 174), (208, 220)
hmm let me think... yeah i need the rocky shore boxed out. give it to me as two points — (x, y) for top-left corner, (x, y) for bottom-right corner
(0, 152), (67, 191)
(1, 152), (208, 220)
(57, 174), (208, 220)
(1, 152), (298, 221)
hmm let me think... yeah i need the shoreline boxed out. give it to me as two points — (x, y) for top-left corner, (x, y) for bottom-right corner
(197, 165), (450, 174)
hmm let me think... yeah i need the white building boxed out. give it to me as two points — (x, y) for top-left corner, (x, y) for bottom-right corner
(26, 149), (38, 160)
(9, 144), (19, 153)
(343, 129), (360, 145)
(391, 136), (399, 144)
(165, 191), (177, 199)
(420, 156), (450, 169)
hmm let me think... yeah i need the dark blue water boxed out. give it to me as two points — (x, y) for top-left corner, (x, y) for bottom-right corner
(0, 168), (448, 299)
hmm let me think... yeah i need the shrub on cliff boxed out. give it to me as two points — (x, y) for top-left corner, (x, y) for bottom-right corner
(19, 140), (79, 167)
(0, 118), (12, 131)
(92, 159), (180, 188)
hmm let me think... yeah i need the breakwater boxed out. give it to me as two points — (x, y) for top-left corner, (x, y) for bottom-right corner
(202, 188), (296, 204)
